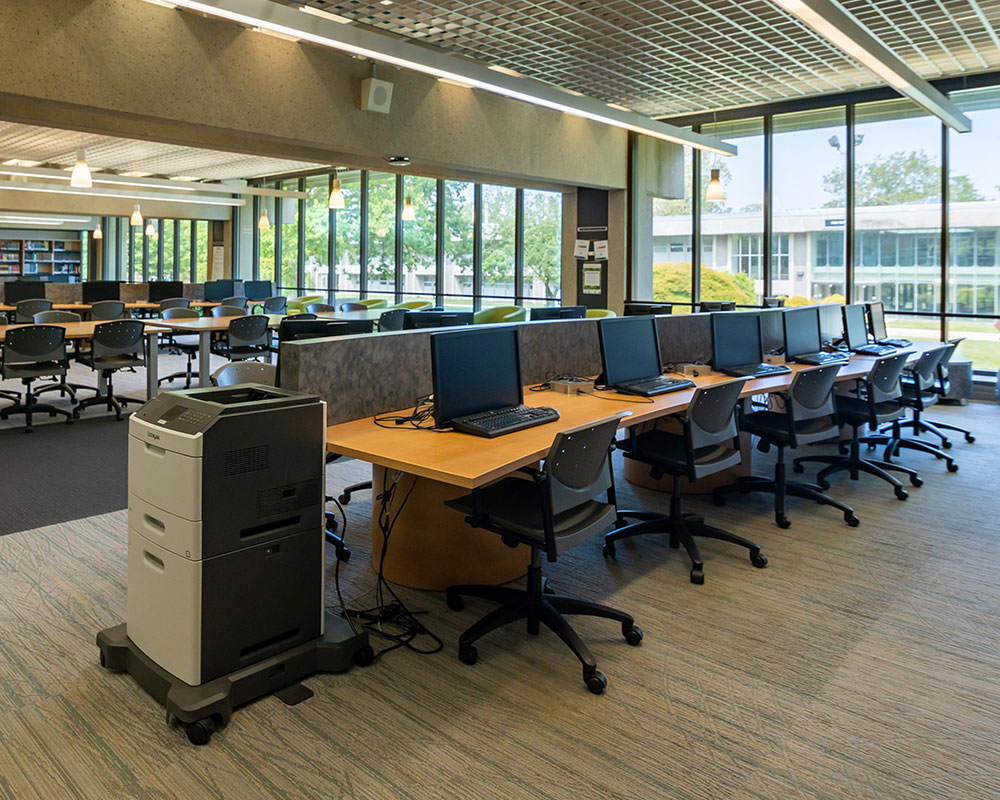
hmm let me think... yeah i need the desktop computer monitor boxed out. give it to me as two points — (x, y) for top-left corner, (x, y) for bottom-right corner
(403, 311), (474, 329)
(624, 302), (673, 316)
(867, 301), (888, 340)
(711, 312), (763, 370)
(4, 281), (46, 303)
(597, 316), (662, 386)
(203, 280), (235, 303)
(783, 307), (822, 358)
(842, 304), (870, 350)
(529, 305), (586, 321)
(148, 281), (183, 303)
(244, 280), (273, 300)
(431, 326), (523, 429)
(701, 300), (736, 312)
(82, 281), (120, 303)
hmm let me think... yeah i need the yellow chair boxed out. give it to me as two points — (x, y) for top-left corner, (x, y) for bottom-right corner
(586, 308), (617, 318)
(285, 294), (324, 314)
(357, 298), (389, 309)
(391, 300), (434, 311)
(473, 306), (527, 324)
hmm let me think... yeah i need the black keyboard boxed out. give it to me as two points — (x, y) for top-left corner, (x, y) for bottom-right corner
(788, 352), (850, 366)
(852, 343), (896, 356)
(721, 363), (792, 378)
(451, 404), (561, 438)
(878, 337), (912, 347)
(615, 375), (695, 397)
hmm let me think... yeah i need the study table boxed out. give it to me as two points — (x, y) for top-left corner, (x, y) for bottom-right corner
(0, 300), (221, 317)
(325, 356), (888, 590)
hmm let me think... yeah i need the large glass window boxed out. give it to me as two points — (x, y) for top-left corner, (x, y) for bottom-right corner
(333, 171), (362, 298)
(258, 190), (276, 283)
(131, 227), (143, 282)
(178, 220), (192, 282)
(304, 175), (330, 293)
(195, 221), (209, 283)
(523, 189), (562, 302)
(652, 147), (694, 306)
(162, 220), (175, 280)
(401, 175), (437, 301)
(442, 180), (475, 308)
(280, 180), (299, 291)
(481, 184), (516, 306)
(366, 172), (397, 299)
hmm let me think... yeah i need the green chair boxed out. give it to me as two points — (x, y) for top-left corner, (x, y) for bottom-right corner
(357, 298), (389, 309)
(473, 306), (526, 324)
(391, 300), (434, 311)
(285, 294), (324, 314)
(586, 308), (617, 318)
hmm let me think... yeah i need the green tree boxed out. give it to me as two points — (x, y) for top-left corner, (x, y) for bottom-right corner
(523, 190), (562, 299)
(652, 261), (757, 305)
(822, 150), (982, 207)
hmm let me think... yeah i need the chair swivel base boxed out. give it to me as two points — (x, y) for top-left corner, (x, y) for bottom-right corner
(30, 380), (94, 402)
(882, 416), (975, 448)
(446, 561), (642, 695)
(338, 480), (373, 506)
(712, 475), (859, 529)
(860, 433), (959, 473)
(74, 392), (132, 421)
(0, 399), (73, 432)
(158, 370), (199, 389)
(793, 439), (920, 502)
(604, 509), (767, 585)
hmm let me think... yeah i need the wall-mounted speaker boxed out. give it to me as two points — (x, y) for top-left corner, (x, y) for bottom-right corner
(361, 77), (394, 114)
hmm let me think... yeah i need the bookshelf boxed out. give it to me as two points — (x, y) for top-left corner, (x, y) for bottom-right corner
(0, 237), (82, 278)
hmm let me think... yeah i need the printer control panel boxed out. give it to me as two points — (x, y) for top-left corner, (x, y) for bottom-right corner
(135, 395), (220, 436)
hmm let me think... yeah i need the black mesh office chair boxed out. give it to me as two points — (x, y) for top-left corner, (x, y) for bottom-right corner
(90, 300), (127, 320)
(910, 339), (975, 447)
(28, 310), (93, 402)
(445, 415), (643, 694)
(793, 353), (920, 500)
(262, 296), (287, 314)
(220, 296), (248, 309)
(308, 303), (338, 313)
(212, 361), (277, 387)
(74, 320), (146, 421)
(158, 307), (201, 388)
(712, 364), (858, 529)
(603, 379), (767, 584)
(15, 299), (53, 323)
(861, 345), (958, 472)
(212, 305), (246, 319)
(378, 309), (406, 331)
(159, 297), (190, 312)
(211, 315), (270, 361)
(1, 325), (74, 432)
(338, 302), (366, 312)
(283, 312), (317, 321)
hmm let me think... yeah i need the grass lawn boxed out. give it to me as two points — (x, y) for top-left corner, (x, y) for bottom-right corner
(886, 316), (1000, 371)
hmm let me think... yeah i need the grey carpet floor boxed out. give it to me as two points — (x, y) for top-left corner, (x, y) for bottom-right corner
(0, 403), (997, 799)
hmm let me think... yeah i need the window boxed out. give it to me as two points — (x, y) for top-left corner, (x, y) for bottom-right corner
(195, 221), (209, 283)
(732, 235), (763, 279)
(481, 184), (516, 304)
(304, 175), (330, 293)
(258, 187), (277, 283)
(162, 220), (175, 280)
(178, 220), (192, 282)
(442, 180), (474, 308)
(523, 189), (562, 302)
(280, 180), (299, 290)
(366, 172), (396, 299)
(401, 175), (437, 299)
(652, 145), (694, 305)
(333, 171), (362, 298)
(771, 233), (790, 281)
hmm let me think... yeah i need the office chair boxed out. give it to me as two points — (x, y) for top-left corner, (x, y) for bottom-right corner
(211, 315), (270, 362)
(90, 300), (127, 320)
(15, 299), (53, 323)
(308, 303), (337, 313)
(338, 302), (366, 312)
(158, 307), (201, 388)
(860, 345), (958, 472)
(262, 296), (287, 314)
(907, 339), (975, 447)
(29, 310), (93, 402)
(158, 297), (190, 312)
(445, 415), (643, 694)
(378, 309), (406, 331)
(220, 296), (248, 309)
(585, 308), (616, 318)
(355, 298), (388, 309)
(212, 360), (277, 387)
(793, 353), (920, 500)
(391, 299), (434, 311)
(473, 306), (526, 324)
(603, 379), (768, 584)
(211, 305), (246, 318)
(74, 320), (145, 421)
(0, 325), (75, 432)
(712, 364), (858, 529)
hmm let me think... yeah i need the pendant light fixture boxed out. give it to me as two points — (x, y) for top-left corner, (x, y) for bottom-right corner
(92, 221), (103, 240)
(258, 207), (271, 229)
(705, 169), (725, 203)
(70, 148), (93, 188)
(401, 195), (416, 221)
(328, 175), (345, 210)
(145, 219), (156, 237)
(130, 204), (143, 226)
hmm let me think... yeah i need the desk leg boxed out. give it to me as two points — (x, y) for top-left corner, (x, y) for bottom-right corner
(145, 333), (158, 399)
(198, 330), (211, 388)
(369, 466), (530, 591)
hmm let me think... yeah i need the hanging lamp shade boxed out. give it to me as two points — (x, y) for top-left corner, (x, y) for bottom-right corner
(328, 176), (345, 210)
(130, 204), (143, 226)
(92, 221), (103, 240)
(705, 169), (725, 203)
(258, 208), (271, 229)
(145, 219), (156, 237)
(401, 195), (416, 221)
(70, 149), (93, 188)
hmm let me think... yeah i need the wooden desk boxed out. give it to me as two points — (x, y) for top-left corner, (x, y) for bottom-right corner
(153, 314), (284, 388)
(0, 320), (168, 399)
(0, 302), (91, 314)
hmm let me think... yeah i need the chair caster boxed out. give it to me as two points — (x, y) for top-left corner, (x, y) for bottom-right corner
(775, 514), (790, 529)
(337, 492), (351, 505)
(845, 513), (860, 527)
(458, 645), (478, 665)
(334, 546), (351, 563)
(947, 462), (959, 473)
(543, 584), (556, 594)
(910, 475), (923, 487)
(186, 717), (217, 746)
(818, 479), (831, 490)
(711, 491), (725, 506)
(793, 462), (804, 473)
(602, 542), (616, 559)
(965, 434), (975, 443)
(942, 440), (952, 450)
(585, 670), (607, 695)
(446, 592), (464, 612)
(623, 625), (643, 646)
(750, 551), (768, 568)
(689, 566), (705, 585)
(895, 487), (908, 501)
(352, 645), (375, 668)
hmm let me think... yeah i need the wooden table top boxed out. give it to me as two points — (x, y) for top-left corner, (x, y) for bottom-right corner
(0, 320), (168, 341)
(152, 314), (285, 332)
(0, 300), (222, 312)
(324, 358), (887, 489)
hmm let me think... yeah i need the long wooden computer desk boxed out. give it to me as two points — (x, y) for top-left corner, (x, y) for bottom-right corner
(325, 355), (894, 590)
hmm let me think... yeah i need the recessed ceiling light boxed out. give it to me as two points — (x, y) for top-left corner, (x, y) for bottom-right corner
(487, 65), (522, 78)
(380, 1), (394, 6)
(385, 155), (411, 166)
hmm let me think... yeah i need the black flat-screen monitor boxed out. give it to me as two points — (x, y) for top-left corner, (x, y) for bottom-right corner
(244, 280), (273, 300)
(403, 311), (474, 329)
(3, 281), (46, 303)
(431, 326), (523, 429)
(149, 281), (183, 303)
(842, 304), (870, 350)
(82, 281), (120, 303)
(624, 302), (673, 316)
(712, 312), (763, 369)
(700, 301), (736, 312)
(278, 319), (373, 341)
(783, 307), (822, 357)
(203, 280), (236, 303)
(763, 297), (786, 308)
(529, 305), (586, 321)
(597, 316), (662, 386)
(867, 301), (888, 340)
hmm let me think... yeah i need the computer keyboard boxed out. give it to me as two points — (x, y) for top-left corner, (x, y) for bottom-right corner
(451, 404), (561, 438)
(852, 343), (896, 356)
(878, 337), (912, 347)
(789, 352), (850, 366)
(616, 376), (695, 397)
(721, 363), (792, 378)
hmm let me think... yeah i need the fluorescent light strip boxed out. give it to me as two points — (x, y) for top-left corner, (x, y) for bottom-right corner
(299, 6), (352, 25)
(0, 217), (90, 225)
(140, 0), (736, 155)
(0, 182), (244, 206)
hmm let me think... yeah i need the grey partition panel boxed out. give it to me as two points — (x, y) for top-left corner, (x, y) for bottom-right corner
(45, 283), (83, 303)
(119, 283), (149, 303)
(518, 319), (602, 384)
(655, 313), (713, 365)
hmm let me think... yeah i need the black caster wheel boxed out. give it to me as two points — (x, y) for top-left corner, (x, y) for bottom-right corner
(99, 651), (106, 668)
(72, 410), (80, 419)
(845, 514), (860, 527)
(689, 567), (705, 585)
(947, 462), (959, 473)
(910, 475), (924, 487)
(602, 542), (616, 559)
(49, 411), (57, 418)
(352, 645), (375, 668)
(793, 462), (804, 473)
(543, 584), (556, 595)
(24, 427), (33, 434)
(965, 434), (975, 444)
(838, 444), (849, 455)
(446, 592), (464, 612)
(895, 487), (908, 501)
(818, 480), (831, 491)
(623, 625), (643, 646)
(458, 646), (478, 666)
(335, 546), (351, 563)
(337, 493), (350, 505)
(751, 551), (768, 568)
(585, 671), (607, 695)
(942, 440), (953, 450)
(775, 515), (790, 529)
(186, 718), (217, 746)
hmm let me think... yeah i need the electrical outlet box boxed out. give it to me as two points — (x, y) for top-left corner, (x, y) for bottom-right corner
(675, 363), (710, 377)
(550, 378), (594, 395)
(764, 353), (787, 365)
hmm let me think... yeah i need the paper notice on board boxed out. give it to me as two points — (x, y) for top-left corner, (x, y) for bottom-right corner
(574, 239), (590, 259)
(582, 263), (602, 295)
(593, 240), (609, 260)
